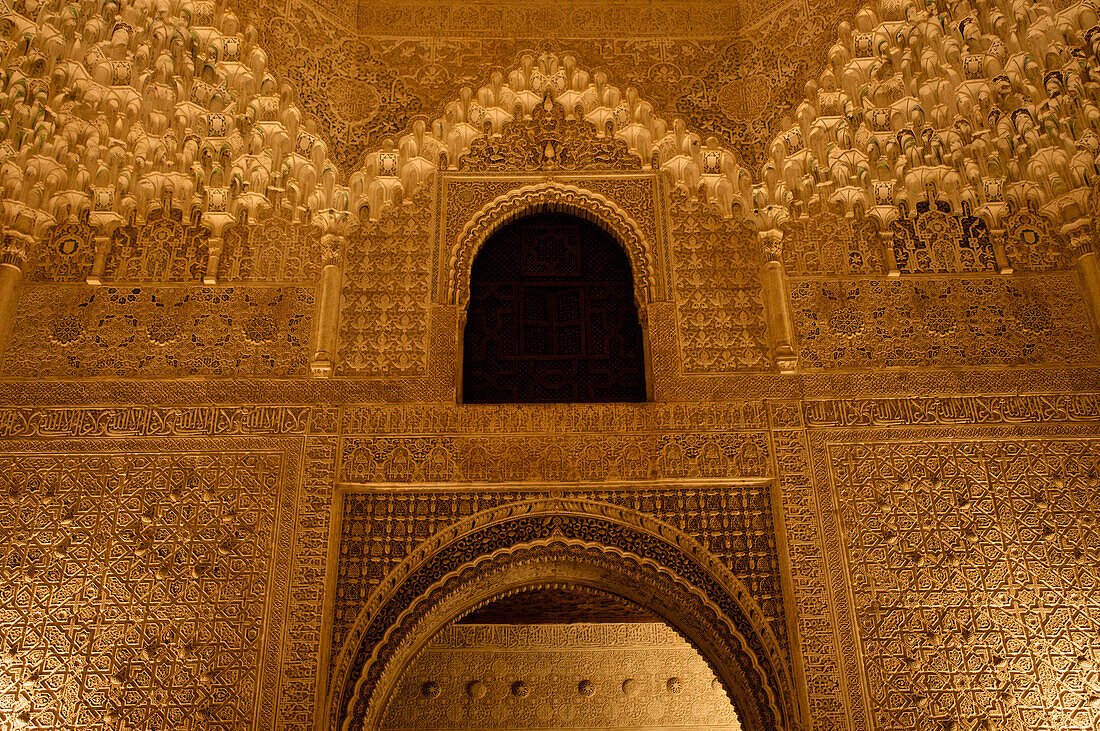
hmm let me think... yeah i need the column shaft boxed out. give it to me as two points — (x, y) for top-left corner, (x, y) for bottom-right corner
(1078, 251), (1100, 341)
(762, 259), (798, 373)
(0, 261), (24, 362)
(310, 262), (343, 377)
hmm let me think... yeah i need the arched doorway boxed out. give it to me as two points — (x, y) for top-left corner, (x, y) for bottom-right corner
(461, 213), (647, 403)
(326, 499), (797, 731)
(379, 587), (745, 731)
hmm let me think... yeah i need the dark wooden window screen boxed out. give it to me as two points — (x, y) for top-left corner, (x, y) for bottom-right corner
(462, 213), (646, 403)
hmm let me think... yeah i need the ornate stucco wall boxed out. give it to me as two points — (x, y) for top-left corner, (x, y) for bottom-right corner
(2, 0), (1100, 730)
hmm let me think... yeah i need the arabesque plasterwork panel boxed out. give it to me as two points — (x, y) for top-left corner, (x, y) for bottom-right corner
(2, 286), (315, 378)
(0, 437), (304, 731)
(329, 481), (786, 680)
(790, 275), (1098, 370)
(0, 399), (1098, 731)
(239, 0), (860, 175)
(381, 622), (742, 731)
(338, 194), (434, 377)
(805, 423), (1100, 731)
(668, 191), (771, 372)
(832, 435), (1100, 731)
(4, 0), (1100, 727)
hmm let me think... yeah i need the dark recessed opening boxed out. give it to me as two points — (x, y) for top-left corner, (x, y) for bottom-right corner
(462, 212), (647, 403)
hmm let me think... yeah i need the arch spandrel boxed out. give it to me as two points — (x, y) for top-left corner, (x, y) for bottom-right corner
(326, 498), (797, 731)
(351, 52), (752, 221)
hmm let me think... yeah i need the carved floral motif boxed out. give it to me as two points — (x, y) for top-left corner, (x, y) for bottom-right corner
(780, 214), (882, 276)
(337, 195), (432, 376)
(791, 275), (1097, 369)
(669, 192), (771, 372)
(3, 286), (313, 377)
(460, 98), (643, 172)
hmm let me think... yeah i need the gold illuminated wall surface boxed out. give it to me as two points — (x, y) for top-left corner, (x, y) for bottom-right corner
(2, 0), (1100, 730)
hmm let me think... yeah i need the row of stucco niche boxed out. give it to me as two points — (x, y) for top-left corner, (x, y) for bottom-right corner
(2, 0), (1100, 375)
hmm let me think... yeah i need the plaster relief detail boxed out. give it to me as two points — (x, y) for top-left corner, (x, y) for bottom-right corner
(337, 193), (432, 376)
(340, 432), (771, 485)
(831, 437), (1100, 731)
(669, 191), (772, 372)
(0, 444), (300, 731)
(791, 275), (1097, 369)
(331, 484), (786, 681)
(3, 286), (313, 377)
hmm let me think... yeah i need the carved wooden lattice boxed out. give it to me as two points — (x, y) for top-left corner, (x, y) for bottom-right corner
(462, 213), (646, 403)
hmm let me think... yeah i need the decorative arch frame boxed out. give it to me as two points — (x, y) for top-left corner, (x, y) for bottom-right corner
(325, 498), (798, 731)
(448, 181), (659, 401)
(447, 182), (660, 310)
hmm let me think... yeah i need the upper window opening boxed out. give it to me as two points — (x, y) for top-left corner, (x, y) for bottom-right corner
(462, 212), (647, 403)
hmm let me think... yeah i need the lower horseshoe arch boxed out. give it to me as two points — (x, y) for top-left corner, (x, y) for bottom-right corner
(326, 498), (798, 731)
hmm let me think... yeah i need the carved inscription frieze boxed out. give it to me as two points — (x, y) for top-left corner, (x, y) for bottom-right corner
(341, 432), (771, 484)
(0, 406), (314, 438)
(341, 402), (769, 434)
(804, 395), (1100, 428)
(768, 407), (857, 731)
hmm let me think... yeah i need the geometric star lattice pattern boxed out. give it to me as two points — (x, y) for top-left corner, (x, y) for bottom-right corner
(833, 439), (1100, 731)
(0, 452), (284, 730)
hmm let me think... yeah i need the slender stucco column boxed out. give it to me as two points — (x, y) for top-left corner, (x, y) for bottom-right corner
(203, 235), (224, 285)
(1078, 250), (1100, 338)
(310, 233), (345, 377)
(0, 250), (24, 362)
(759, 229), (798, 373)
(86, 235), (111, 285)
